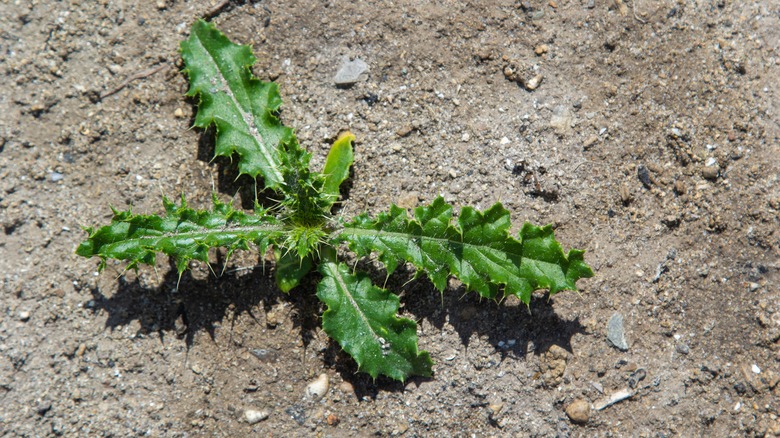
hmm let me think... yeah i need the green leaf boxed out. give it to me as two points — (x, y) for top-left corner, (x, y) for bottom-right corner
(181, 19), (292, 189)
(317, 255), (432, 381)
(336, 196), (593, 304)
(77, 195), (283, 274)
(321, 132), (354, 208)
(274, 248), (313, 292)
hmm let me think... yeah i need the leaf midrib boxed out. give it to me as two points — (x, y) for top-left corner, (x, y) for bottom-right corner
(192, 28), (283, 185)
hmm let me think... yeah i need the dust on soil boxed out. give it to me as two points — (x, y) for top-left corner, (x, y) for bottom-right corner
(2, 0), (780, 436)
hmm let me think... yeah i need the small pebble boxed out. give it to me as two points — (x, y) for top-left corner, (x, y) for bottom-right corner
(702, 165), (719, 180)
(637, 165), (652, 188)
(535, 44), (549, 55)
(524, 74), (543, 90)
(49, 172), (64, 182)
(607, 313), (629, 351)
(334, 58), (368, 86)
(306, 373), (330, 400)
(565, 399), (591, 424)
(396, 125), (413, 137)
(676, 344), (690, 355)
(244, 409), (269, 424)
(18, 311), (31, 322)
(751, 364), (761, 374)
(174, 108), (185, 118)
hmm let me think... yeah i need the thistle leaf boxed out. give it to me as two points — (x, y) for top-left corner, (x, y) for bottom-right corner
(322, 132), (354, 208)
(77, 195), (283, 274)
(181, 19), (292, 188)
(274, 248), (313, 292)
(337, 196), (593, 304)
(317, 257), (432, 381)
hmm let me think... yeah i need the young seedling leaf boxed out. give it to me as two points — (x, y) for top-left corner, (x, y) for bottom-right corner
(181, 19), (291, 188)
(317, 256), (432, 381)
(337, 196), (593, 304)
(322, 132), (355, 208)
(76, 195), (283, 274)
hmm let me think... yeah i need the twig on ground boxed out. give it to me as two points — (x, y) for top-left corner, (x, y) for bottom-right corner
(100, 63), (169, 100)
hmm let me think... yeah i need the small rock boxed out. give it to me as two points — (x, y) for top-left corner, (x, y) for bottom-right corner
(637, 165), (652, 188)
(49, 172), (64, 182)
(448, 169), (457, 179)
(540, 345), (569, 386)
(306, 373), (329, 400)
(488, 401), (504, 417)
(334, 58), (368, 87)
(18, 311), (31, 321)
(676, 344), (690, 355)
(565, 399), (591, 424)
(244, 409), (269, 424)
(607, 313), (629, 351)
(327, 413), (340, 426)
(174, 108), (185, 118)
(702, 165), (719, 180)
(396, 125), (414, 137)
(338, 381), (354, 394)
(524, 74), (543, 90)
(535, 44), (549, 55)
(674, 179), (686, 195)
(396, 192), (419, 209)
(156, 0), (166, 10)
(583, 135), (599, 150)
(549, 105), (573, 134)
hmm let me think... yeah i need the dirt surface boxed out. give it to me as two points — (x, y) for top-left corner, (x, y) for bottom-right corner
(2, 0), (780, 436)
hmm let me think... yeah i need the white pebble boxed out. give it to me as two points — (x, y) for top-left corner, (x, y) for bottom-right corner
(244, 409), (269, 424)
(306, 373), (330, 400)
(19, 311), (31, 321)
(751, 364), (761, 374)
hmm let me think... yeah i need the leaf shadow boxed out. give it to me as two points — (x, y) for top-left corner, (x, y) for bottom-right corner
(87, 255), (322, 355)
(320, 262), (586, 400)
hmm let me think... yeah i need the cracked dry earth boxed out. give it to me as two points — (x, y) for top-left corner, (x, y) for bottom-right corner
(1, 0), (780, 436)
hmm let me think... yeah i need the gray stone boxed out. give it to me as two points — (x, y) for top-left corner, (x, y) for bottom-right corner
(334, 58), (368, 86)
(607, 313), (629, 351)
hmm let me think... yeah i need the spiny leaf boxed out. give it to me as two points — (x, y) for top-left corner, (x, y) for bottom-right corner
(274, 248), (313, 292)
(336, 196), (593, 304)
(181, 19), (291, 188)
(322, 132), (355, 208)
(317, 254), (432, 381)
(77, 195), (283, 274)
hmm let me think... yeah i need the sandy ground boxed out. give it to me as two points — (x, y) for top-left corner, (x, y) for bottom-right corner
(1, 0), (779, 436)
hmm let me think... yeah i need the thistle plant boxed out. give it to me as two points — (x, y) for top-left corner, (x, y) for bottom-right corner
(77, 20), (593, 381)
